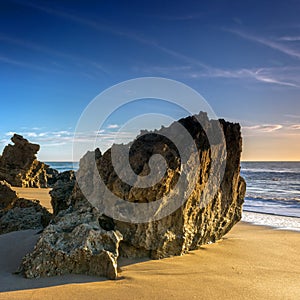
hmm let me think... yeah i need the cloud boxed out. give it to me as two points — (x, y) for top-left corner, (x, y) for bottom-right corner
(0, 54), (63, 73)
(5, 131), (16, 137)
(225, 28), (300, 60)
(17, 2), (300, 89)
(107, 124), (119, 129)
(139, 64), (300, 88)
(243, 124), (283, 132)
(278, 36), (300, 42)
(152, 13), (204, 21)
(0, 34), (108, 75)
(3, 128), (136, 150)
(16, 1), (212, 73)
(289, 124), (300, 130)
(285, 114), (300, 119)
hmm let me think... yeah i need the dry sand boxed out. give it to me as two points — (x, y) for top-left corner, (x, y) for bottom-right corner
(0, 188), (299, 300)
(12, 187), (52, 213)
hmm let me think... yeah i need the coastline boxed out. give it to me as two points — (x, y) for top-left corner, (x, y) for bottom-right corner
(0, 222), (299, 299)
(0, 187), (299, 299)
(242, 210), (300, 232)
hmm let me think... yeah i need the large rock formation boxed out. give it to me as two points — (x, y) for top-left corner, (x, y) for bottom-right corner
(19, 112), (246, 279)
(0, 181), (51, 235)
(0, 134), (50, 188)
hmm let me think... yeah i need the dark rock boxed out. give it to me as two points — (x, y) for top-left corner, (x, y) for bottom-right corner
(46, 168), (59, 187)
(0, 198), (52, 235)
(50, 171), (76, 215)
(0, 134), (49, 188)
(0, 180), (18, 209)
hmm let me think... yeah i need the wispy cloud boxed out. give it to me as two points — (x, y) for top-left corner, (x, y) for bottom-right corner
(0, 54), (64, 73)
(152, 13), (204, 21)
(107, 124), (119, 129)
(243, 124), (283, 132)
(15, 1), (211, 72)
(278, 36), (300, 42)
(285, 114), (300, 119)
(2, 128), (136, 149)
(289, 124), (300, 130)
(0, 34), (108, 76)
(225, 28), (300, 60)
(10, 1), (300, 89)
(137, 64), (300, 88)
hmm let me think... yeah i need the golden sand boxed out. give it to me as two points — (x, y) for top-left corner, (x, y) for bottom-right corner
(0, 188), (299, 299)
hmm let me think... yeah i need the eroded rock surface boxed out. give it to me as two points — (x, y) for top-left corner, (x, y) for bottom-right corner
(18, 206), (122, 279)
(0, 182), (51, 235)
(0, 180), (18, 209)
(50, 171), (76, 215)
(72, 112), (246, 259)
(20, 112), (246, 279)
(0, 134), (50, 188)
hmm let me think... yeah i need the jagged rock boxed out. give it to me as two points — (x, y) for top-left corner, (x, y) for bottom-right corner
(0, 179), (51, 234)
(18, 206), (122, 279)
(0, 180), (18, 209)
(19, 112), (246, 279)
(46, 168), (60, 187)
(0, 198), (52, 235)
(0, 134), (50, 188)
(72, 112), (246, 259)
(50, 171), (76, 215)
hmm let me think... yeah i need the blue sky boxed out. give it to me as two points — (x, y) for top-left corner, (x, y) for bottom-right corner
(0, 0), (300, 161)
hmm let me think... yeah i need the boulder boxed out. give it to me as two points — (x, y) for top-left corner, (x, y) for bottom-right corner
(0, 179), (52, 235)
(18, 206), (122, 280)
(72, 112), (246, 258)
(0, 198), (52, 235)
(0, 134), (50, 188)
(19, 112), (246, 279)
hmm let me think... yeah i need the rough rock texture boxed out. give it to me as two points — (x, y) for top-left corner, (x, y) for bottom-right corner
(72, 112), (246, 259)
(19, 112), (246, 279)
(0, 197), (52, 235)
(18, 206), (122, 279)
(0, 180), (18, 209)
(0, 180), (51, 234)
(50, 171), (76, 215)
(0, 199), (51, 234)
(0, 134), (50, 188)
(46, 168), (59, 187)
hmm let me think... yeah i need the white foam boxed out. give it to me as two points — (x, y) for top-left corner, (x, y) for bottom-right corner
(242, 211), (300, 232)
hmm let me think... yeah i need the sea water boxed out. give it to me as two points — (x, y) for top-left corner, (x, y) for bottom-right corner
(46, 161), (300, 231)
(241, 162), (300, 231)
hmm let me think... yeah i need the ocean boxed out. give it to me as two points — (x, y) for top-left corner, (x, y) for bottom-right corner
(241, 162), (300, 231)
(46, 161), (300, 231)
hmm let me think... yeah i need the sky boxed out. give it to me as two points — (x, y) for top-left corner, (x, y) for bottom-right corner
(0, 0), (300, 161)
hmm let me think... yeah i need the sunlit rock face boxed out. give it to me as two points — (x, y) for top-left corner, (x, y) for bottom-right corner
(0, 134), (49, 188)
(19, 112), (246, 279)
(71, 112), (246, 258)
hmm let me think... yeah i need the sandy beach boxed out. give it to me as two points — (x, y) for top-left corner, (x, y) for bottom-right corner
(0, 188), (299, 300)
(11, 187), (52, 213)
